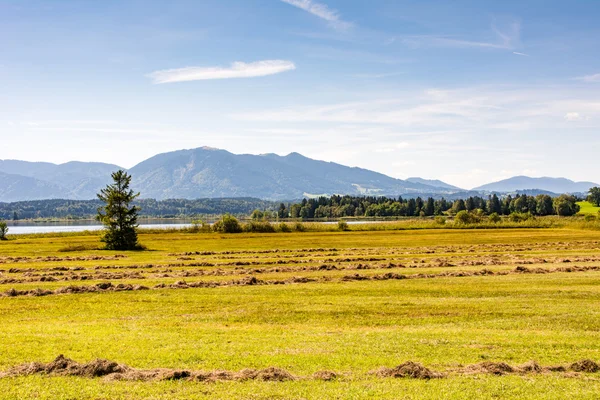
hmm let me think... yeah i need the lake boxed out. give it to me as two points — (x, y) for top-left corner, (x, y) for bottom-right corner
(6, 221), (192, 235)
(5, 219), (391, 235)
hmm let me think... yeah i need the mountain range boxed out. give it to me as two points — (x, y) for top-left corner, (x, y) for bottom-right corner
(0, 147), (597, 202)
(473, 176), (599, 194)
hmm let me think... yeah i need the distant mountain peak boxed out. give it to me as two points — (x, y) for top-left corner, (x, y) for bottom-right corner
(473, 176), (598, 193)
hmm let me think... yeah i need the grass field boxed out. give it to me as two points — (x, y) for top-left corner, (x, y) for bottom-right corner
(1, 227), (600, 399)
(578, 201), (600, 215)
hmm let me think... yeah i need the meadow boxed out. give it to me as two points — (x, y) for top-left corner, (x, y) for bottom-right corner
(1, 225), (600, 399)
(578, 201), (600, 215)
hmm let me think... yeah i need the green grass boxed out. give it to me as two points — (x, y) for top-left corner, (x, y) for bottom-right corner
(1, 228), (600, 398)
(578, 201), (600, 215)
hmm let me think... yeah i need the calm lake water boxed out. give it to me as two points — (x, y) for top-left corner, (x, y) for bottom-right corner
(6, 219), (388, 235)
(6, 221), (192, 235)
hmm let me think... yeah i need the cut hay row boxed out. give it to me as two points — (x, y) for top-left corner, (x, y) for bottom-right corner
(2, 355), (598, 382)
(4, 264), (600, 298)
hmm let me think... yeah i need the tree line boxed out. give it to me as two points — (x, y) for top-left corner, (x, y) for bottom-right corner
(0, 198), (278, 220)
(274, 193), (583, 219)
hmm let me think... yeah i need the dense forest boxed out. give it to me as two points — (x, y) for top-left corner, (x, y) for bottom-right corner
(275, 193), (582, 219)
(0, 198), (278, 220)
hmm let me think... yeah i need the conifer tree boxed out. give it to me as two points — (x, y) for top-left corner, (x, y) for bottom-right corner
(96, 170), (141, 250)
(0, 220), (8, 240)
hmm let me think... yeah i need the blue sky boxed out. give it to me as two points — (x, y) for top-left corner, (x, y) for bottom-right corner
(1, 0), (599, 188)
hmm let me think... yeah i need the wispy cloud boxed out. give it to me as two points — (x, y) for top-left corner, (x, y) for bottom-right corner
(231, 85), (600, 132)
(512, 51), (529, 57)
(147, 60), (296, 84)
(576, 73), (600, 83)
(401, 20), (522, 52)
(281, 0), (352, 31)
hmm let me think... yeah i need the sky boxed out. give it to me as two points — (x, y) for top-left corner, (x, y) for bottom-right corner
(1, 0), (599, 189)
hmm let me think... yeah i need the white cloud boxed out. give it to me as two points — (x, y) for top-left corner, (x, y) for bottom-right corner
(147, 60), (296, 84)
(564, 112), (581, 121)
(576, 73), (600, 83)
(281, 0), (352, 30)
(513, 51), (529, 56)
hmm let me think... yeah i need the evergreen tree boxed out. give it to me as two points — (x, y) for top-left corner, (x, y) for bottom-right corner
(96, 170), (141, 250)
(489, 194), (502, 214)
(277, 203), (287, 219)
(424, 197), (435, 216)
(465, 197), (475, 211)
(0, 220), (8, 240)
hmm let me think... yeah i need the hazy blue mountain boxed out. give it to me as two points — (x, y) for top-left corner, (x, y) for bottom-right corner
(0, 160), (122, 199)
(474, 176), (598, 193)
(128, 147), (440, 200)
(406, 177), (463, 191)
(4, 149), (596, 202)
(0, 171), (67, 202)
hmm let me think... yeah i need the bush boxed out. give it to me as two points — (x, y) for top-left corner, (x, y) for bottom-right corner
(553, 194), (580, 216)
(488, 212), (501, 223)
(294, 222), (305, 232)
(213, 214), (243, 233)
(190, 219), (211, 233)
(508, 212), (532, 223)
(278, 223), (292, 233)
(244, 220), (275, 233)
(0, 220), (8, 240)
(454, 210), (480, 225)
(337, 220), (349, 231)
(584, 214), (597, 222)
(434, 216), (446, 225)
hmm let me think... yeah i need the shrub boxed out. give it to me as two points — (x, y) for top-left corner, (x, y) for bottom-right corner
(508, 212), (532, 223)
(584, 214), (597, 222)
(190, 219), (211, 233)
(0, 220), (8, 240)
(294, 222), (305, 232)
(455, 210), (479, 225)
(553, 194), (580, 216)
(337, 220), (349, 231)
(213, 214), (243, 233)
(278, 223), (292, 233)
(434, 216), (446, 225)
(488, 212), (501, 223)
(244, 220), (275, 233)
